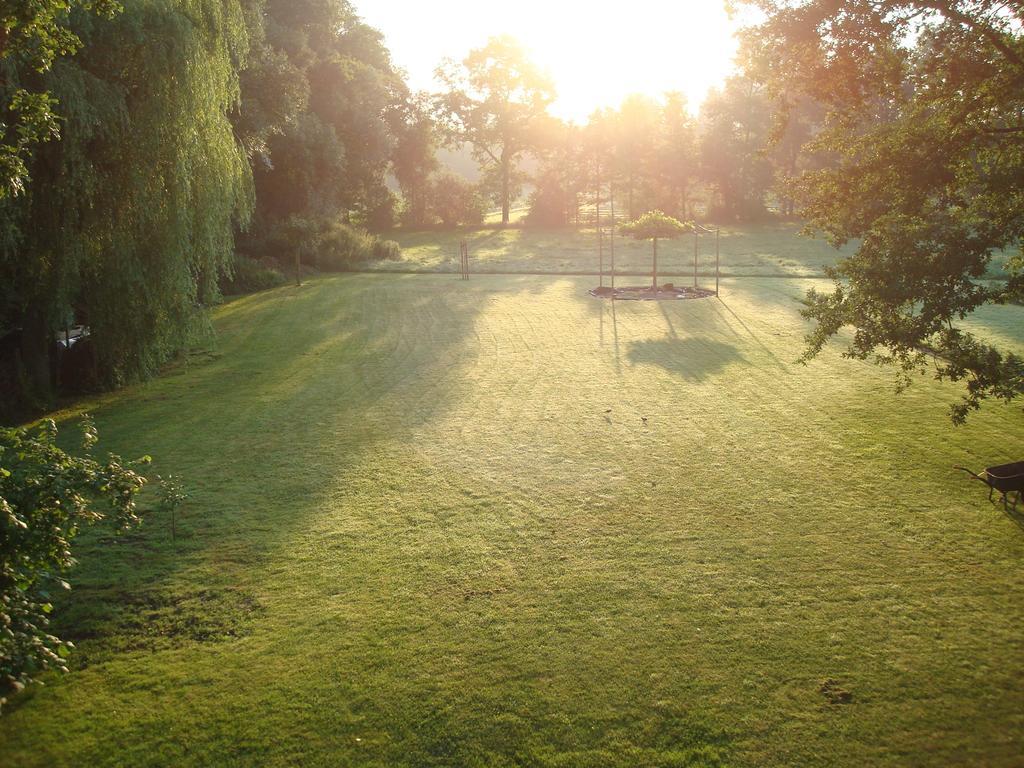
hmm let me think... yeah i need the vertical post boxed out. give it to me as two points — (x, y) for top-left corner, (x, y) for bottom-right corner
(693, 231), (699, 289)
(459, 240), (470, 280)
(652, 237), (658, 290)
(715, 228), (720, 296)
(609, 182), (615, 290)
(595, 170), (601, 288)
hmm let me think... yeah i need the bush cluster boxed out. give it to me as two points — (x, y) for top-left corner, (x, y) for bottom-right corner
(220, 254), (287, 295)
(0, 419), (148, 710)
(234, 216), (404, 290)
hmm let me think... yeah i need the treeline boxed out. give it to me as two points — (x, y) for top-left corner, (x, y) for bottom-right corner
(0, 0), (412, 417)
(395, 36), (825, 230)
(524, 83), (823, 228)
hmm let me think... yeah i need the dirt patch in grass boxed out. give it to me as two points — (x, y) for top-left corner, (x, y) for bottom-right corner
(819, 678), (854, 705)
(60, 586), (265, 659)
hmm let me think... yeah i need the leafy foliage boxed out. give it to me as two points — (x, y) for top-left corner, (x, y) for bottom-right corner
(0, 418), (147, 709)
(220, 254), (286, 295)
(248, 215), (399, 274)
(246, 0), (406, 233)
(619, 210), (691, 241)
(156, 474), (186, 542)
(620, 210), (692, 288)
(740, 0), (1024, 421)
(0, 0), (254, 401)
(392, 93), (439, 229)
(426, 171), (486, 229)
(0, 0), (121, 198)
(434, 36), (555, 225)
(699, 76), (775, 221)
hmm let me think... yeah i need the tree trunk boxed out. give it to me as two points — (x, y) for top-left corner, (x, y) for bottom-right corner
(652, 238), (658, 289)
(19, 306), (53, 408)
(501, 154), (510, 225)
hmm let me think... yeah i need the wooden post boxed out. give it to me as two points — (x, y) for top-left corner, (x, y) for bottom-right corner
(599, 230), (604, 287)
(459, 240), (470, 280)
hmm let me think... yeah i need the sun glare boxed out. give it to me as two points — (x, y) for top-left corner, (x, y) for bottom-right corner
(360, 1), (748, 120)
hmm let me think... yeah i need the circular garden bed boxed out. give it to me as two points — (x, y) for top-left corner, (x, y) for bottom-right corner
(590, 284), (716, 301)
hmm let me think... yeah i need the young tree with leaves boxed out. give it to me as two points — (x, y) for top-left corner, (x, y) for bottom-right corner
(738, 0), (1024, 422)
(620, 210), (691, 288)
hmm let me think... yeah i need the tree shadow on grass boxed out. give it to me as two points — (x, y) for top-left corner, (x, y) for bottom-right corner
(626, 337), (746, 383)
(42, 273), (538, 659)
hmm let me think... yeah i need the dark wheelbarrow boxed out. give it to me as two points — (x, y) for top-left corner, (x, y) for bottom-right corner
(956, 461), (1024, 510)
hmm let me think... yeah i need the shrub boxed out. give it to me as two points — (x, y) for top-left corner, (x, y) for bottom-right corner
(363, 188), (398, 233)
(525, 170), (572, 228)
(427, 172), (486, 229)
(317, 222), (377, 271)
(243, 217), (400, 273)
(0, 418), (148, 710)
(373, 239), (401, 261)
(220, 254), (286, 295)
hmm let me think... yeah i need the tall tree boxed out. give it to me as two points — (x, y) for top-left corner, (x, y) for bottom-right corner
(392, 93), (438, 228)
(612, 94), (659, 219)
(739, 0), (1024, 421)
(435, 36), (555, 225)
(0, 0), (254, 403)
(246, 0), (405, 232)
(699, 74), (774, 220)
(527, 118), (587, 227)
(654, 92), (698, 219)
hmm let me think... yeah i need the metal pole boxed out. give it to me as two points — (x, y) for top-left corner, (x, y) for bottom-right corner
(653, 237), (658, 289)
(609, 182), (615, 290)
(693, 231), (699, 289)
(715, 229), (720, 296)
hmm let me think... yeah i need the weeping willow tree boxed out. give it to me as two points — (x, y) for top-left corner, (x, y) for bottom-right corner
(0, 0), (253, 403)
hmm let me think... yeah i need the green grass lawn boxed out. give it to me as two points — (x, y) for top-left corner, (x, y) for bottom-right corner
(371, 223), (853, 277)
(3, 267), (1024, 765)
(372, 223), (1018, 281)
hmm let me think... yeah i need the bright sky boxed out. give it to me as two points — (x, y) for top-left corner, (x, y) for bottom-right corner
(357, 1), (753, 122)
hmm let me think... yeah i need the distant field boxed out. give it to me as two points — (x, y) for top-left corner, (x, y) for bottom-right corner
(2, 269), (1023, 767)
(368, 223), (1018, 280)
